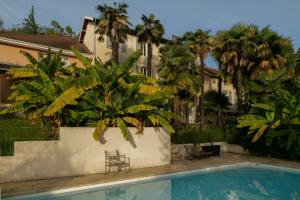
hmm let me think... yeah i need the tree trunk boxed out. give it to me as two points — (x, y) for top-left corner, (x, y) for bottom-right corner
(236, 68), (243, 113)
(110, 27), (119, 64)
(172, 96), (179, 126)
(199, 59), (205, 128)
(185, 102), (189, 126)
(147, 41), (152, 77)
(112, 40), (119, 64)
(217, 75), (223, 126)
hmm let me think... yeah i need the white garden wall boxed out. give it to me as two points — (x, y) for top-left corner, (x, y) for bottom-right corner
(0, 127), (170, 183)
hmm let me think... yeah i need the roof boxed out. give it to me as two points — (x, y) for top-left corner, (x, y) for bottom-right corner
(79, 16), (169, 44)
(204, 67), (219, 78)
(0, 32), (91, 54)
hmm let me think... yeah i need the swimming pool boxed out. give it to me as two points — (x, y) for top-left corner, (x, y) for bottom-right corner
(5, 163), (300, 200)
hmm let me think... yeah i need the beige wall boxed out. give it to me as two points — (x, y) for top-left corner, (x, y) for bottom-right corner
(0, 43), (87, 67)
(204, 75), (237, 106)
(0, 127), (170, 183)
(83, 22), (161, 77)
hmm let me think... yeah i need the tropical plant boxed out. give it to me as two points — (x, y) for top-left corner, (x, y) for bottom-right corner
(0, 49), (80, 133)
(96, 2), (131, 63)
(213, 24), (295, 112)
(237, 70), (300, 157)
(182, 29), (213, 124)
(204, 90), (230, 114)
(158, 43), (200, 125)
(213, 24), (257, 112)
(45, 50), (181, 141)
(135, 14), (165, 77)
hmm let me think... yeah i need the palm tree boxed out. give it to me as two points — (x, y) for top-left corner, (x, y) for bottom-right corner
(158, 43), (200, 125)
(213, 24), (257, 112)
(135, 14), (165, 77)
(182, 29), (213, 125)
(96, 2), (131, 64)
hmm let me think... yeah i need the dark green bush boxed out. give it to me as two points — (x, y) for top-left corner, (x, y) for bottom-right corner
(172, 125), (225, 144)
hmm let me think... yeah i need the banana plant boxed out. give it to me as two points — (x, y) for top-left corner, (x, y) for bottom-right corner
(0, 49), (84, 132)
(237, 95), (300, 150)
(44, 49), (182, 141)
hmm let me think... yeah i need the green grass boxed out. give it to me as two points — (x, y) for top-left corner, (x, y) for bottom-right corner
(0, 115), (57, 156)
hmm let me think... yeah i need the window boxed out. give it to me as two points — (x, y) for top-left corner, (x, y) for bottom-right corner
(119, 43), (127, 53)
(140, 66), (147, 75)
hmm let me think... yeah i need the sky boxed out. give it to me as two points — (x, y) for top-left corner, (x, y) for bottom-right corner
(0, 0), (299, 67)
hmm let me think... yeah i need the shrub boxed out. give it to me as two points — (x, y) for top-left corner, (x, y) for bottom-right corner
(172, 125), (225, 144)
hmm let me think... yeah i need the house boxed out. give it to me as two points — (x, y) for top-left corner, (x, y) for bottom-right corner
(79, 16), (167, 77)
(78, 16), (238, 119)
(0, 32), (93, 106)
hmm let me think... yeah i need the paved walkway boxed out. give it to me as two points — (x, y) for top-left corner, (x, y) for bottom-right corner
(2, 153), (300, 198)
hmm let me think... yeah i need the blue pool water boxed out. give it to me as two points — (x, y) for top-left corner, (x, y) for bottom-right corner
(6, 164), (300, 200)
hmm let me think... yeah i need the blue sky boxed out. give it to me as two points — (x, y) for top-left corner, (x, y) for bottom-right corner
(0, 0), (299, 66)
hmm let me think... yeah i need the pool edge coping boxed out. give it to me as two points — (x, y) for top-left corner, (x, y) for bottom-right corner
(4, 162), (300, 200)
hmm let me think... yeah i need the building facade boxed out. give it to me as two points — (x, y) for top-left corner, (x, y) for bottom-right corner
(79, 17), (164, 78)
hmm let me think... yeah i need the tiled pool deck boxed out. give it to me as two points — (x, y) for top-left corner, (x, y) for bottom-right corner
(2, 153), (300, 198)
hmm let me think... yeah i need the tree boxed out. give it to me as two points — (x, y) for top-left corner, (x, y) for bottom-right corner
(22, 6), (41, 34)
(237, 70), (300, 158)
(204, 90), (230, 114)
(135, 14), (165, 77)
(213, 24), (257, 112)
(0, 50), (81, 133)
(45, 20), (78, 39)
(96, 2), (131, 64)
(296, 48), (300, 75)
(44, 50), (180, 141)
(158, 43), (200, 125)
(0, 18), (3, 29)
(213, 24), (295, 112)
(182, 29), (213, 125)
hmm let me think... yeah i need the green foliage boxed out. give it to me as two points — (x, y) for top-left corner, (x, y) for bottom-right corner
(237, 69), (300, 158)
(172, 125), (225, 144)
(213, 23), (295, 111)
(0, 115), (56, 156)
(204, 90), (230, 113)
(158, 43), (200, 102)
(96, 2), (131, 63)
(47, 50), (181, 141)
(0, 49), (82, 131)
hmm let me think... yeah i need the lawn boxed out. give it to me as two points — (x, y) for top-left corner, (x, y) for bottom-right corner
(0, 115), (57, 156)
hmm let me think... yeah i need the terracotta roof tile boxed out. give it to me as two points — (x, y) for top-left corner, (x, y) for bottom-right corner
(0, 32), (91, 54)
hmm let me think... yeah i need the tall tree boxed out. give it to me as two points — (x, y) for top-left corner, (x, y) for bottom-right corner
(182, 29), (213, 125)
(213, 24), (257, 112)
(296, 48), (300, 75)
(158, 43), (200, 125)
(22, 6), (41, 34)
(0, 18), (3, 29)
(96, 2), (131, 64)
(135, 14), (165, 77)
(214, 24), (295, 112)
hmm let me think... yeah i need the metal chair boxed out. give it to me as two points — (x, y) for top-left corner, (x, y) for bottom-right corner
(105, 150), (130, 173)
